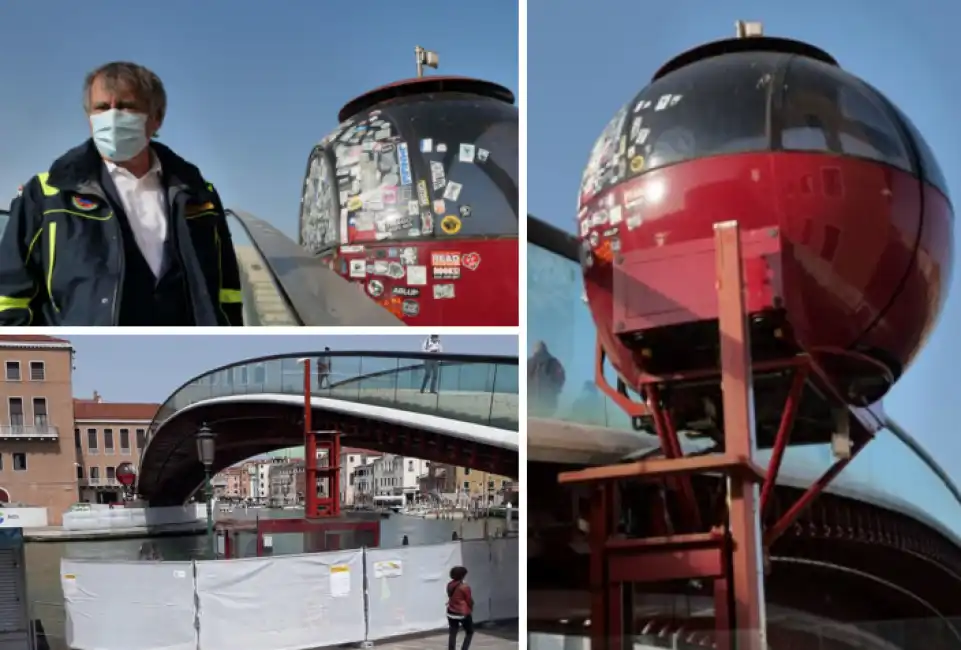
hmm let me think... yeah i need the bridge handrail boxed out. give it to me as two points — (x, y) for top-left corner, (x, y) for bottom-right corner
(527, 213), (961, 513)
(142, 350), (519, 465)
(227, 209), (403, 327)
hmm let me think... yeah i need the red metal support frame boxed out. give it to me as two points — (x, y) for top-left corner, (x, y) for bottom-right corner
(759, 366), (809, 516)
(303, 358), (319, 518)
(713, 221), (766, 650)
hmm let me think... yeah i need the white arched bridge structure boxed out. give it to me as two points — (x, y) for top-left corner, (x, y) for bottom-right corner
(136, 351), (519, 505)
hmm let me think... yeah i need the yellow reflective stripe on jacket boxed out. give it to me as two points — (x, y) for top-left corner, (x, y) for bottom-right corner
(0, 296), (31, 312)
(37, 173), (60, 196)
(47, 222), (59, 313)
(219, 289), (242, 304)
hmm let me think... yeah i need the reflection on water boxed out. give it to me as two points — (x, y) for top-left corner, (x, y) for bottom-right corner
(527, 241), (961, 540)
(26, 509), (507, 641)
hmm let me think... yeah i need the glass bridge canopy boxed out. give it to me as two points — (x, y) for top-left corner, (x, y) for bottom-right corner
(148, 350), (520, 438)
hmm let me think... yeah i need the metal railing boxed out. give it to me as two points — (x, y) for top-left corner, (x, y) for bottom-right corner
(0, 424), (59, 439)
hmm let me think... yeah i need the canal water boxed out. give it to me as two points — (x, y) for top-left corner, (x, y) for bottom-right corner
(25, 508), (508, 645)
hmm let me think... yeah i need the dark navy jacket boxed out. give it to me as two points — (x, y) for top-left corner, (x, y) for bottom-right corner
(0, 140), (243, 326)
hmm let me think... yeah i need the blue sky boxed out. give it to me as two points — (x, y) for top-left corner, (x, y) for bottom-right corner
(68, 335), (517, 404)
(529, 0), (961, 533)
(0, 1), (518, 240)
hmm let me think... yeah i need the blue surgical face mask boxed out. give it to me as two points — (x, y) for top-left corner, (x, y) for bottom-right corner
(90, 109), (149, 162)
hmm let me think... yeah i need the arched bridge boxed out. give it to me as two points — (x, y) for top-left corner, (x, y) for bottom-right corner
(137, 351), (518, 505)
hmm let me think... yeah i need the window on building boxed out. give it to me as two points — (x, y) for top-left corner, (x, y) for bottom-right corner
(103, 429), (114, 454)
(74, 428), (81, 448)
(136, 429), (146, 448)
(106, 467), (116, 481)
(8, 398), (24, 428)
(29, 361), (45, 381)
(120, 429), (130, 454)
(87, 429), (99, 453)
(32, 398), (48, 428)
(462, 481), (470, 490)
(12, 452), (27, 471)
(408, 460), (414, 471)
(5, 361), (20, 381)
(0, 454), (3, 471)
(76, 465), (84, 479)
(90, 466), (100, 483)
(464, 467), (471, 475)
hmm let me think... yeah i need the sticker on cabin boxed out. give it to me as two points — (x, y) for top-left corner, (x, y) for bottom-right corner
(367, 279), (384, 297)
(433, 283), (455, 299)
(347, 196), (363, 211)
(443, 181), (463, 202)
(417, 181), (430, 207)
(462, 252), (481, 271)
(436, 143), (448, 153)
(407, 265), (427, 285)
(387, 262), (405, 279)
(349, 259), (366, 278)
(630, 156), (645, 173)
(407, 200), (420, 216)
(433, 266), (461, 280)
(477, 148), (490, 163)
(459, 144), (476, 163)
(432, 252), (461, 267)
(393, 286), (420, 297)
(430, 161), (446, 190)
(433, 199), (446, 215)
(440, 215), (462, 235)
(459, 205), (472, 218)
(397, 143), (412, 186)
(400, 247), (418, 265)
(402, 300), (419, 317)
(421, 138), (433, 153)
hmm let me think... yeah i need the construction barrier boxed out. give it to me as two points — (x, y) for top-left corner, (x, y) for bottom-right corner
(60, 538), (518, 650)
(61, 559), (197, 650)
(196, 550), (366, 650)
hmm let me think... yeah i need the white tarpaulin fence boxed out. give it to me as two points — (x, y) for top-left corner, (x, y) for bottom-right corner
(61, 559), (196, 650)
(60, 538), (517, 650)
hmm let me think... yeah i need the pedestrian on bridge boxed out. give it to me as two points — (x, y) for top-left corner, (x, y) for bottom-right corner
(446, 565), (475, 650)
(421, 334), (442, 394)
(0, 61), (244, 326)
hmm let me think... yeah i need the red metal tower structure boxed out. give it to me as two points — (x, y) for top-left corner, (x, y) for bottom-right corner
(302, 357), (342, 519)
(560, 222), (885, 650)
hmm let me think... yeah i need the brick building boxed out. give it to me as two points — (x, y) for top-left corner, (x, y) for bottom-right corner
(0, 336), (79, 524)
(74, 392), (159, 504)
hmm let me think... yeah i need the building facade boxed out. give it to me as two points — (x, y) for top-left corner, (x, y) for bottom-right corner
(73, 392), (160, 504)
(0, 336), (79, 524)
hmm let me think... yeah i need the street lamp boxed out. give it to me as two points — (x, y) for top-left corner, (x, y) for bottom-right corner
(195, 424), (217, 559)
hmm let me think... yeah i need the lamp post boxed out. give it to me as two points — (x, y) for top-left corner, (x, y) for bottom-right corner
(195, 424), (217, 559)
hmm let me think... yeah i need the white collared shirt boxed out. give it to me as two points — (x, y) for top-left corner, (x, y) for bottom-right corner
(104, 152), (167, 278)
(423, 337), (442, 353)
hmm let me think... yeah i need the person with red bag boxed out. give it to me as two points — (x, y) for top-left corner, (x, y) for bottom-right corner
(446, 565), (475, 650)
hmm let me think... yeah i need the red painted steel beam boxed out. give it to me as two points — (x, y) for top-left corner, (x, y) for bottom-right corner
(760, 366), (809, 516)
(714, 221), (766, 650)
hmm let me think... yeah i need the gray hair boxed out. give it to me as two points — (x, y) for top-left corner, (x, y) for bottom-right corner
(82, 61), (167, 124)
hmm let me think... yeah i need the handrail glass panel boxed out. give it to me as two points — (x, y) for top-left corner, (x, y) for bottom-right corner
(149, 354), (519, 438)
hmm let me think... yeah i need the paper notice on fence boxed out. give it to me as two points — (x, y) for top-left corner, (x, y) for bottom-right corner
(62, 574), (78, 599)
(373, 560), (403, 579)
(330, 564), (350, 597)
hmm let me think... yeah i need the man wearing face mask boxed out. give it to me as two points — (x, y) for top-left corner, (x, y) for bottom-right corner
(0, 61), (243, 326)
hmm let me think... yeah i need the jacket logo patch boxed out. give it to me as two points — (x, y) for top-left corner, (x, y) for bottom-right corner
(71, 196), (98, 211)
(185, 201), (216, 216)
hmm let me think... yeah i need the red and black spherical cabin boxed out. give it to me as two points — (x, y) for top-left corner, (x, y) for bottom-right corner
(579, 35), (953, 448)
(299, 76), (519, 326)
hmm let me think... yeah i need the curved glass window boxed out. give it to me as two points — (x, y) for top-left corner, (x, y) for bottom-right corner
(779, 57), (912, 172)
(886, 102), (951, 201)
(300, 94), (518, 253)
(622, 52), (775, 175)
(299, 148), (339, 255)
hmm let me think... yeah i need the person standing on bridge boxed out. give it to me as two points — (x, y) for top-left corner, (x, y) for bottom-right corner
(446, 565), (475, 650)
(0, 61), (244, 326)
(318, 347), (332, 388)
(421, 334), (442, 394)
